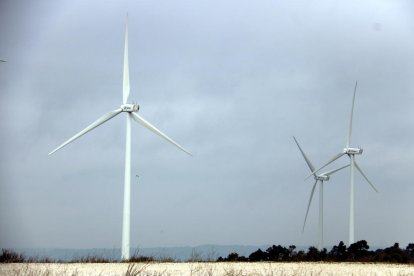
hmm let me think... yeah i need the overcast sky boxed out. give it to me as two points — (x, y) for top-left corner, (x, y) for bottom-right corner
(1, 0), (413, 250)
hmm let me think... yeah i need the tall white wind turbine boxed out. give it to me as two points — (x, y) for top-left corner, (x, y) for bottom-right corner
(307, 81), (378, 245)
(293, 136), (348, 250)
(49, 17), (191, 260)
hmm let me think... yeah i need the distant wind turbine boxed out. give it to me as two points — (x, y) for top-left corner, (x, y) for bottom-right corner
(307, 81), (378, 245)
(49, 16), (191, 260)
(293, 136), (348, 250)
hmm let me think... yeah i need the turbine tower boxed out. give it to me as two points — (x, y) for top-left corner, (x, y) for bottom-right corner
(293, 136), (348, 250)
(49, 16), (191, 260)
(307, 81), (378, 245)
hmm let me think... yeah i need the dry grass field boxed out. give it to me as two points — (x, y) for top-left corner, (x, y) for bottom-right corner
(1, 262), (414, 276)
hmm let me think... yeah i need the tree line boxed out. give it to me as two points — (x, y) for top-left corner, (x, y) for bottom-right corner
(2, 240), (414, 263)
(217, 241), (414, 263)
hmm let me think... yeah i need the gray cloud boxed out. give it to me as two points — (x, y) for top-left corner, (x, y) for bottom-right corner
(1, 0), (413, 250)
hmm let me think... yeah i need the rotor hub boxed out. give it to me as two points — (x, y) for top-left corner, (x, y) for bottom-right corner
(121, 104), (139, 112)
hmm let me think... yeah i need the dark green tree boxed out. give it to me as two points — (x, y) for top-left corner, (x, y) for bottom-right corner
(288, 245), (297, 259)
(266, 245), (290, 261)
(294, 250), (305, 261)
(305, 246), (320, 261)
(248, 249), (267, 262)
(328, 241), (348, 261)
(348, 240), (370, 261)
(383, 243), (405, 263)
(226, 252), (240, 262)
(0, 249), (25, 263)
(405, 243), (414, 262)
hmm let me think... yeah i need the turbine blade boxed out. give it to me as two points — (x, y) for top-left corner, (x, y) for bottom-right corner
(49, 108), (122, 155)
(354, 161), (378, 192)
(302, 180), (318, 233)
(131, 112), (192, 156)
(322, 164), (350, 176)
(123, 15), (130, 104)
(293, 136), (315, 173)
(305, 152), (346, 180)
(346, 81), (357, 148)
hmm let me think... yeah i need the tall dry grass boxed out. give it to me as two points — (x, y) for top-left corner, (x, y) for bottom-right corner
(2, 262), (414, 276)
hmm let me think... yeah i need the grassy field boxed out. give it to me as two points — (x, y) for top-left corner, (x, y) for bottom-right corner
(1, 262), (414, 276)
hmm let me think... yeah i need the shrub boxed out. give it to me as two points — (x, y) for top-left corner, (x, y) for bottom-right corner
(0, 249), (25, 263)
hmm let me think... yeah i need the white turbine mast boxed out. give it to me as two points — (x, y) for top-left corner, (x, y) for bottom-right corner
(293, 136), (348, 251)
(49, 16), (192, 260)
(306, 81), (378, 245)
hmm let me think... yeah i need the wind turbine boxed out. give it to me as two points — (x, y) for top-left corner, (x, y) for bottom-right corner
(293, 136), (348, 250)
(49, 17), (191, 260)
(307, 81), (378, 245)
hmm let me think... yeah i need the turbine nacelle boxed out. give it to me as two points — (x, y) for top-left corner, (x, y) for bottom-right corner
(121, 103), (139, 112)
(315, 175), (329, 181)
(344, 147), (363, 155)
